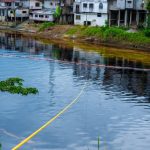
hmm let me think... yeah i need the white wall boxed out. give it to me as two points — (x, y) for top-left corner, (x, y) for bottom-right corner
(74, 13), (107, 26)
(30, 14), (54, 22)
(74, 0), (108, 13)
(8, 9), (29, 18)
(44, 0), (59, 9)
(0, 16), (6, 21)
(29, 0), (43, 10)
(74, 0), (108, 26)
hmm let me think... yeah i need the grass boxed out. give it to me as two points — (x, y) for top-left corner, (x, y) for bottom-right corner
(39, 22), (55, 32)
(0, 77), (38, 96)
(66, 26), (150, 46)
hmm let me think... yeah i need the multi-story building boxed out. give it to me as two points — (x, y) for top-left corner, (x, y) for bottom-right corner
(73, 0), (108, 26)
(60, 0), (74, 24)
(0, 0), (29, 22)
(29, 0), (58, 22)
(108, 0), (147, 27)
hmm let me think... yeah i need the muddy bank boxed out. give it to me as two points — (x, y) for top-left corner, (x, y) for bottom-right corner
(0, 25), (150, 51)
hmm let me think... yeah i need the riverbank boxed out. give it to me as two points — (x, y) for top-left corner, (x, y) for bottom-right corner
(0, 23), (150, 51)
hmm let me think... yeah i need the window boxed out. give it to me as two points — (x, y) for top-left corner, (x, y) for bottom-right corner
(35, 14), (38, 17)
(83, 3), (87, 8)
(76, 5), (80, 13)
(35, 2), (40, 7)
(97, 13), (102, 17)
(39, 15), (42, 18)
(50, 2), (53, 6)
(99, 3), (103, 9)
(76, 15), (80, 20)
(2, 10), (4, 16)
(15, 2), (19, 7)
(127, 1), (132, 4)
(89, 3), (94, 10)
(22, 11), (26, 14)
(39, 15), (44, 18)
(45, 15), (49, 18)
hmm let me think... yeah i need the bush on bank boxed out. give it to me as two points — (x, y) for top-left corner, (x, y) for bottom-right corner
(39, 22), (55, 31)
(66, 26), (150, 45)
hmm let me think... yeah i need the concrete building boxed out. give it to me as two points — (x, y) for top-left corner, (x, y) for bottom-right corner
(0, 0), (15, 21)
(59, 0), (74, 24)
(29, 0), (43, 10)
(30, 9), (55, 22)
(73, 0), (108, 26)
(0, 0), (30, 22)
(108, 0), (148, 27)
(44, 0), (60, 9)
(30, 0), (58, 22)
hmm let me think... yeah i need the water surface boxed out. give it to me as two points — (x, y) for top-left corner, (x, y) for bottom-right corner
(0, 32), (150, 150)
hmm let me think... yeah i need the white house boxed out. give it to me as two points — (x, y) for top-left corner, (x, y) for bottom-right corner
(0, 0), (15, 21)
(29, 0), (59, 22)
(74, 0), (108, 26)
(30, 9), (55, 22)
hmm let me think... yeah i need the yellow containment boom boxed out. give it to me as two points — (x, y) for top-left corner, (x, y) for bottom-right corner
(12, 83), (87, 150)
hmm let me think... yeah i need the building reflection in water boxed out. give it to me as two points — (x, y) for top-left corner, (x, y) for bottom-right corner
(0, 32), (150, 103)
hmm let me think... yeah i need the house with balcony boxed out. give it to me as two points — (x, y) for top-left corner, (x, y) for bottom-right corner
(60, 0), (74, 24)
(0, 0), (30, 22)
(0, 0), (15, 21)
(108, 0), (147, 27)
(73, 0), (108, 26)
(29, 0), (59, 22)
(30, 9), (55, 22)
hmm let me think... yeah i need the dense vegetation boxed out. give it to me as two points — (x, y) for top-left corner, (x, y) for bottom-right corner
(39, 22), (55, 31)
(66, 26), (150, 46)
(0, 78), (38, 95)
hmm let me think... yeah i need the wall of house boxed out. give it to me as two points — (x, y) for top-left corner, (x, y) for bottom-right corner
(74, 0), (108, 26)
(0, 9), (7, 21)
(8, 9), (29, 17)
(20, 0), (30, 8)
(29, 0), (43, 10)
(74, 0), (108, 13)
(135, 0), (146, 10)
(30, 13), (54, 21)
(44, 0), (59, 9)
(117, 0), (125, 9)
(74, 13), (107, 26)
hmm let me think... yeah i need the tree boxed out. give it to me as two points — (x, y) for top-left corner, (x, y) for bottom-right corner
(146, 0), (150, 27)
(53, 6), (62, 23)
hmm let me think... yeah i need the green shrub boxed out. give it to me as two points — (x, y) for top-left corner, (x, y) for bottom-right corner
(39, 22), (55, 31)
(144, 29), (150, 37)
(0, 77), (38, 95)
(66, 25), (150, 45)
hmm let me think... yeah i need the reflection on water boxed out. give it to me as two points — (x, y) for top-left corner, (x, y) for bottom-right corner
(0, 32), (150, 150)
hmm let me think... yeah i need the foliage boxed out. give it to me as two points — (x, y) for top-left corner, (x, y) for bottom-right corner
(0, 77), (38, 96)
(53, 6), (62, 23)
(39, 22), (55, 31)
(54, 6), (62, 18)
(146, 1), (150, 11)
(98, 136), (100, 150)
(144, 28), (150, 37)
(66, 26), (150, 45)
(147, 14), (150, 28)
(66, 26), (78, 35)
